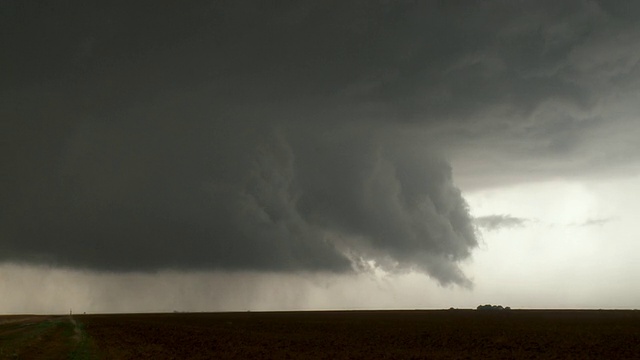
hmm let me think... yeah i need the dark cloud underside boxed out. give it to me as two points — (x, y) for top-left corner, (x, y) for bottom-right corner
(3, 1), (640, 285)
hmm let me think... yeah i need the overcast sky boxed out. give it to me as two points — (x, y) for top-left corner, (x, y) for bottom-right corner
(3, 0), (640, 313)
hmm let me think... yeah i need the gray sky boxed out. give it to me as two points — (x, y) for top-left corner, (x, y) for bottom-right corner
(3, 1), (640, 313)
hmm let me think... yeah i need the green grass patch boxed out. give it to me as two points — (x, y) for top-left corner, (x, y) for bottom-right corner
(69, 320), (95, 360)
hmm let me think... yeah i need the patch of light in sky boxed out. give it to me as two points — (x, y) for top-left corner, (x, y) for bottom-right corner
(460, 176), (640, 309)
(466, 180), (602, 225)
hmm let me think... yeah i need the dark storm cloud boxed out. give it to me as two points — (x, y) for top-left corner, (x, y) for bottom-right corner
(3, 1), (639, 285)
(475, 215), (529, 231)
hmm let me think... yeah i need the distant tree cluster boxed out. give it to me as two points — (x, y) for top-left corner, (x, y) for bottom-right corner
(477, 304), (511, 311)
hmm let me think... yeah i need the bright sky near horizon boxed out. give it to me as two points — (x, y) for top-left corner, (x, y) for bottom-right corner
(462, 177), (640, 310)
(3, 1), (640, 313)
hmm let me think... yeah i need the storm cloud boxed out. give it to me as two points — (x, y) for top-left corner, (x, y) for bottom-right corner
(4, 1), (640, 286)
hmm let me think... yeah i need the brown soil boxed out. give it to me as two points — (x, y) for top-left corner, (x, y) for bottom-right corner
(73, 310), (640, 359)
(0, 316), (82, 360)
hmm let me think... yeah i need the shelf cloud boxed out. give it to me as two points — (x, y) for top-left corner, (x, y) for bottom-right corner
(4, 1), (640, 287)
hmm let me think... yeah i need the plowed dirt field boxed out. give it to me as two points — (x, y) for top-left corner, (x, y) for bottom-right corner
(1, 310), (639, 359)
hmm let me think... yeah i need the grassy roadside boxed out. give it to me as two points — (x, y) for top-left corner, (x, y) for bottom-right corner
(69, 317), (96, 360)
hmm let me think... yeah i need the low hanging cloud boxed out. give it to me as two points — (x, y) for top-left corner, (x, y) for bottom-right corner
(2, 107), (477, 285)
(475, 215), (529, 231)
(4, 1), (640, 287)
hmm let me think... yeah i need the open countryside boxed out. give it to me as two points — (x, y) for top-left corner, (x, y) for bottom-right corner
(1, 310), (639, 359)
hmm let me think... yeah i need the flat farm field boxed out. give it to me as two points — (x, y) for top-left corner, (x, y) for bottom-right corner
(1, 310), (639, 359)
